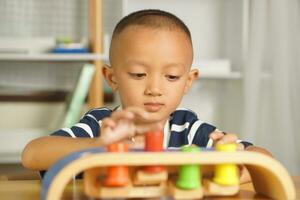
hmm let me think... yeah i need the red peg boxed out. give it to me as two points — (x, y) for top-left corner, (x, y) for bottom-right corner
(144, 130), (165, 173)
(104, 143), (129, 187)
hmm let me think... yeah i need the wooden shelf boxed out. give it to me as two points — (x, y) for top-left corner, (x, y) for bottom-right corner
(0, 53), (108, 61)
(0, 90), (114, 103)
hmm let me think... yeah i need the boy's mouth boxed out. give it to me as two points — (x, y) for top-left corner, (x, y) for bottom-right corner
(144, 103), (164, 112)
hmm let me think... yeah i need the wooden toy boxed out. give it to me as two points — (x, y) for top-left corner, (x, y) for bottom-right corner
(41, 131), (296, 200)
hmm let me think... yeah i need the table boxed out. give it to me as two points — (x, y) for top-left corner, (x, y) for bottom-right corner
(0, 176), (299, 199)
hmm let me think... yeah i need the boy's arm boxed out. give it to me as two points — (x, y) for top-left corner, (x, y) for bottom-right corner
(21, 136), (105, 170)
(245, 145), (273, 157)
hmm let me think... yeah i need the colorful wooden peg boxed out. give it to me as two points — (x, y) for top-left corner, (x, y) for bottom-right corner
(143, 130), (165, 173)
(176, 145), (201, 190)
(104, 142), (130, 187)
(213, 143), (239, 186)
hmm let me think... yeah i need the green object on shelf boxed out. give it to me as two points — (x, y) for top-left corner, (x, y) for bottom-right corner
(56, 37), (72, 45)
(176, 145), (202, 190)
(63, 64), (95, 128)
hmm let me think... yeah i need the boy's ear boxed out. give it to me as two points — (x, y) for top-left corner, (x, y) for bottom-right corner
(102, 64), (118, 91)
(184, 69), (199, 93)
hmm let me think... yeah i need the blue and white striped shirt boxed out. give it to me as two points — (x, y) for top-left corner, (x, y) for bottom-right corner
(51, 107), (252, 148)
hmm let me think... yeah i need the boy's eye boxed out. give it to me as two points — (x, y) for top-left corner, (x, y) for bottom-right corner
(128, 73), (146, 78)
(166, 75), (180, 81)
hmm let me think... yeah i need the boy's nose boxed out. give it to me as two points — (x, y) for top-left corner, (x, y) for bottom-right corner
(144, 79), (162, 96)
(144, 87), (162, 96)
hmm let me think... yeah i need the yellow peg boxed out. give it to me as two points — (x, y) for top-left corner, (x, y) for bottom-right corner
(213, 143), (239, 186)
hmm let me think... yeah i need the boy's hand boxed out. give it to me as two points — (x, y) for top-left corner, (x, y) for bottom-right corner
(99, 107), (162, 146)
(209, 131), (244, 150)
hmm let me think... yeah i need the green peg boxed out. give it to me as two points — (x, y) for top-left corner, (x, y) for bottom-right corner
(176, 145), (201, 190)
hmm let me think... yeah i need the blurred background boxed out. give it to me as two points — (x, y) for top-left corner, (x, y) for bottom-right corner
(0, 0), (299, 180)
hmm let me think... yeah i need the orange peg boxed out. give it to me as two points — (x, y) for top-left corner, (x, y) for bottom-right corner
(104, 143), (129, 187)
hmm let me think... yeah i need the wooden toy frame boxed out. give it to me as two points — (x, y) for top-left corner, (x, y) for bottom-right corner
(41, 148), (296, 199)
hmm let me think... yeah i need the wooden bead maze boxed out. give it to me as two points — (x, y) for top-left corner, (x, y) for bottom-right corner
(41, 130), (296, 199)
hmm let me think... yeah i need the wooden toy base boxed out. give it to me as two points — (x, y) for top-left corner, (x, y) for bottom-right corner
(203, 179), (239, 196)
(98, 180), (168, 198)
(43, 150), (296, 200)
(133, 169), (168, 185)
(91, 178), (239, 199)
(169, 181), (203, 199)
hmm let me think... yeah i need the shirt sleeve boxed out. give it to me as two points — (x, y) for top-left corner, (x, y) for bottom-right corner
(191, 120), (217, 147)
(239, 141), (253, 148)
(168, 108), (217, 148)
(51, 107), (112, 138)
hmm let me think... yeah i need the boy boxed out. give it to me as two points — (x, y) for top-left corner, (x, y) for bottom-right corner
(22, 9), (271, 183)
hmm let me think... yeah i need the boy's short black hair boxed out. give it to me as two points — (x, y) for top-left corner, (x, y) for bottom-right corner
(111, 9), (192, 43)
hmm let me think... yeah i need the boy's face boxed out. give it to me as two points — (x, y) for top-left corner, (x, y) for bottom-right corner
(104, 26), (198, 123)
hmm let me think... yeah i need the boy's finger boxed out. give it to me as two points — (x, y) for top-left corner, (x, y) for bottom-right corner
(101, 118), (116, 128)
(237, 143), (245, 150)
(107, 121), (135, 141)
(125, 107), (159, 123)
(209, 131), (225, 140)
(217, 133), (238, 144)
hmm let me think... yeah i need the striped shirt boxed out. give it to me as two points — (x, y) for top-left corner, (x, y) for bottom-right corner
(51, 107), (252, 148)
